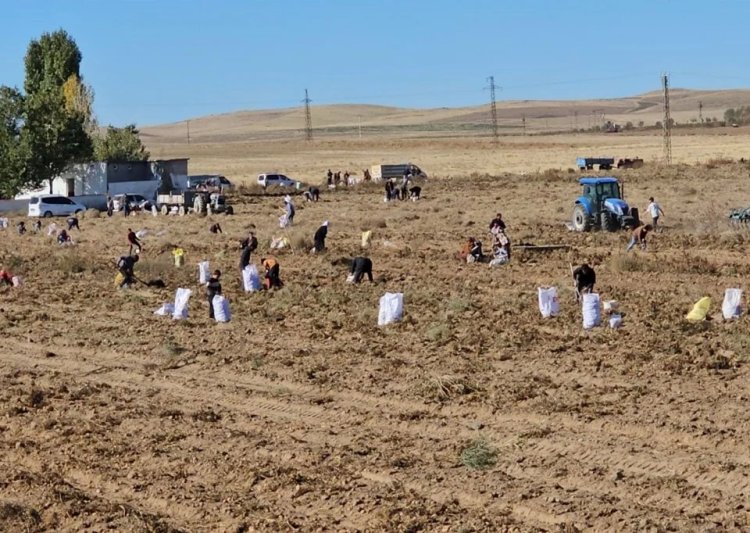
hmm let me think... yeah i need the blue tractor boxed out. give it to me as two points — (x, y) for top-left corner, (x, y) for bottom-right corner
(572, 177), (640, 232)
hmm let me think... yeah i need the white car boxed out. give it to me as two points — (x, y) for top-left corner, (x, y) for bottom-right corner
(257, 173), (298, 188)
(28, 195), (87, 217)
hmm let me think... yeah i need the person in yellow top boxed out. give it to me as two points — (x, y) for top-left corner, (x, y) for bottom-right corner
(261, 257), (283, 289)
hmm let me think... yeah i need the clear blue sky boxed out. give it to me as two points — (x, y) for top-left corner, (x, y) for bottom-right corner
(2, 0), (748, 126)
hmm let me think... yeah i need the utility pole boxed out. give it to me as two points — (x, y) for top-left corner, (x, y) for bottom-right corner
(574, 110), (578, 130)
(662, 74), (672, 164)
(522, 115), (526, 135)
(358, 115), (362, 139)
(303, 89), (313, 141)
(186, 120), (190, 144)
(487, 76), (499, 142)
(698, 100), (704, 124)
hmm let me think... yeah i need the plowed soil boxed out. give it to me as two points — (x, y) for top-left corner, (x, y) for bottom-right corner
(3, 161), (750, 531)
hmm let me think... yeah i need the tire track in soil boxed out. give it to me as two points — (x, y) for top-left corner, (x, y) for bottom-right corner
(2, 341), (748, 528)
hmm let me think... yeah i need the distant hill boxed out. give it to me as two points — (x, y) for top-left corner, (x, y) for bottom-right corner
(142, 88), (750, 143)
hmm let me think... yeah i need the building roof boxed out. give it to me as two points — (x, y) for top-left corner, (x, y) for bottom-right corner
(579, 176), (619, 185)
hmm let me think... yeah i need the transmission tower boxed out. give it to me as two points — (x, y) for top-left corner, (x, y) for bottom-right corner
(487, 76), (499, 142)
(303, 89), (313, 141)
(662, 74), (672, 164)
(698, 100), (704, 123)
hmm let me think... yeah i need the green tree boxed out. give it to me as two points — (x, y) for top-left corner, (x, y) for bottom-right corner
(24, 30), (81, 95)
(93, 125), (150, 161)
(0, 87), (28, 198)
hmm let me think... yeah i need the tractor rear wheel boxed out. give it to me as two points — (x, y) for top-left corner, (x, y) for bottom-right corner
(629, 207), (640, 227)
(572, 205), (591, 232)
(601, 211), (618, 232)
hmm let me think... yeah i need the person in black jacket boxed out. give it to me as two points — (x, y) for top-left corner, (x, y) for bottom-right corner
(349, 257), (373, 283)
(117, 254), (139, 288)
(206, 270), (222, 319)
(312, 221), (328, 253)
(572, 263), (596, 300)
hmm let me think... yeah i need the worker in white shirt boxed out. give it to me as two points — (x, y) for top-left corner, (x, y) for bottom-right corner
(646, 197), (665, 231)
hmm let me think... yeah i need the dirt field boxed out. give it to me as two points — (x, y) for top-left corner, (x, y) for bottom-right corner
(4, 154), (750, 530)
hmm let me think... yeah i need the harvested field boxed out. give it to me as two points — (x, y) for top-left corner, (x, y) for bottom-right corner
(4, 155), (750, 530)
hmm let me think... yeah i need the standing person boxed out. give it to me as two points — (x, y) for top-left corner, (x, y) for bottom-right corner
(647, 197), (665, 231)
(400, 172), (411, 201)
(281, 196), (295, 228)
(384, 180), (392, 202)
(127, 228), (142, 254)
(312, 221), (328, 253)
(32, 220), (41, 233)
(572, 263), (596, 300)
(489, 213), (506, 233)
(349, 257), (373, 283)
(123, 198), (131, 217)
(106, 196), (114, 217)
(261, 257), (282, 289)
(327, 169), (333, 184)
(67, 216), (80, 231)
(206, 270), (222, 319)
(626, 224), (653, 252)
(239, 240), (252, 273)
(16, 221), (26, 235)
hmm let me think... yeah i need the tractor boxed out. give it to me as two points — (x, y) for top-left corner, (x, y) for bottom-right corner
(571, 177), (639, 232)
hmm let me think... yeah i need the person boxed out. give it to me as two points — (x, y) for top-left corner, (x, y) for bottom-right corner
(572, 263), (596, 300)
(363, 168), (372, 181)
(32, 220), (41, 233)
(239, 241), (252, 273)
(489, 213), (506, 233)
(647, 197), (665, 231)
(326, 169), (333, 183)
(459, 237), (483, 262)
(400, 172), (411, 201)
(312, 221), (328, 253)
(117, 253), (139, 288)
(0, 268), (13, 286)
(349, 257), (373, 283)
(281, 196), (295, 227)
(384, 179), (393, 202)
(304, 186), (320, 202)
(57, 229), (72, 245)
(469, 238), (484, 262)
(123, 198), (131, 217)
(209, 223), (223, 234)
(261, 257), (282, 289)
(127, 228), (142, 254)
(16, 221), (26, 235)
(206, 269), (222, 319)
(240, 231), (258, 253)
(343, 171), (350, 186)
(627, 224), (653, 252)
(409, 186), (421, 201)
(106, 196), (114, 217)
(67, 217), (80, 231)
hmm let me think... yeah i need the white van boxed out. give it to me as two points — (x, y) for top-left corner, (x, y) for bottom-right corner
(257, 173), (298, 188)
(28, 195), (87, 217)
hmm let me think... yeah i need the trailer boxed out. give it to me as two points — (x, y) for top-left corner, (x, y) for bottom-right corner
(156, 191), (233, 215)
(370, 163), (427, 181)
(576, 157), (615, 171)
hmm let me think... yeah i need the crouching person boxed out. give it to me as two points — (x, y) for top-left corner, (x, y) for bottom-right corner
(348, 257), (373, 283)
(261, 257), (283, 289)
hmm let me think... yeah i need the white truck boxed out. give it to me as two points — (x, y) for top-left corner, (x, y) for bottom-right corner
(370, 163), (427, 181)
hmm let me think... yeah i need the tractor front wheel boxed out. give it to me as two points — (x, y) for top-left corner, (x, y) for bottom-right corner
(601, 210), (618, 232)
(572, 205), (591, 232)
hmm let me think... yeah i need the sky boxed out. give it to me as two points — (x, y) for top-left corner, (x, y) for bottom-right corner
(1, 0), (749, 126)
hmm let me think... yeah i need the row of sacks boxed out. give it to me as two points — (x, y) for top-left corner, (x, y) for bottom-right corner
(154, 288), (232, 323)
(537, 287), (622, 329)
(153, 288), (404, 326)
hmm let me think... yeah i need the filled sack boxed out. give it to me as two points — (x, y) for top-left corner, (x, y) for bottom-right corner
(582, 293), (601, 329)
(722, 288), (742, 320)
(198, 261), (210, 284)
(378, 292), (404, 326)
(172, 288), (192, 320)
(242, 265), (262, 292)
(212, 295), (231, 323)
(686, 297), (711, 322)
(538, 287), (560, 318)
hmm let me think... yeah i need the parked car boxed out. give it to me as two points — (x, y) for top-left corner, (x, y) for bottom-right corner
(113, 194), (153, 212)
(257, 173), (298, 188)
(28, 195), (87, 218)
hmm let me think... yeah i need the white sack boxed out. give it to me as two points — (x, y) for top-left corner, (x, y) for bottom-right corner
(212, 295), (231, 323)
(378, 292), (404, 326)
(582, 293), (601, 329)
(722, 288), (742, 319)
(154, 302), (175, 316)
(198, 261), (210, 284)
(242, 265), (262, 292)
(172, 288), (192, 320)
(609, 314), (623, 329)
(538, 287), (560, 318)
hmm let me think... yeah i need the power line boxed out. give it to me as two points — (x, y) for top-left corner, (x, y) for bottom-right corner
(303, 88), (313, 141)
(487, 75), (499, 142)
(662, 74), (672, 165)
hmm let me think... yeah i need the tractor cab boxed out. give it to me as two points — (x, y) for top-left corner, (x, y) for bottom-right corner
(572, 177), (638, 232)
